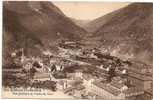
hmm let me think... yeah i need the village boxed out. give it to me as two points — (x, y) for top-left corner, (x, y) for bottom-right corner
(2, 40), (153, 100)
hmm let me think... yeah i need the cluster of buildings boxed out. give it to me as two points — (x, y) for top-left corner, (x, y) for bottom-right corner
(3, 40), (153, 100)
(57, 41), (153, 100)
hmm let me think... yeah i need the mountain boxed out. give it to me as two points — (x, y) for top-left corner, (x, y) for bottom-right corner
(71, 18), (90, 30)
(84, 9), (121, 33)
(3, 1), (87, 63)
(87, 3), (153, 64)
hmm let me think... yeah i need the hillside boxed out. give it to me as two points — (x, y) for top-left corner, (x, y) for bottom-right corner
(3, 1), (87, 61)
(87, 3), (153, 64)
(71, 18), (90, 30)
(84, 9), (121, 33)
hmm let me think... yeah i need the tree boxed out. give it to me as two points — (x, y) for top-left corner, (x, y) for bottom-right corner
(29, 67), (37, 79)
(107, 63), (116, 82)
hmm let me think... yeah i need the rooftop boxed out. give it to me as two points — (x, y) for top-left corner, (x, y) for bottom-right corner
(93, 81), (121, 96)
(3, 68), (23, 72)
(131, 60), (152, 68)
(64, 87), (75, 93)
(129, 61), (153, 71)
(75, 85), (85, 90)
(63, 85), (85, 93)
(69, 79), (83, 86)
(33, 72), (50, 79)
(82, 74), (97, 81)
(112, 76), (122, 81)
(110, 81), (125, 89)
(128, 72), (153, 81)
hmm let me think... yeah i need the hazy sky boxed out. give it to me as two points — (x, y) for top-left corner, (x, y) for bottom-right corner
(53, 2), (130, 20)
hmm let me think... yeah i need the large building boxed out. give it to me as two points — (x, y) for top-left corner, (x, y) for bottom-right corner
(126, 61), (153, 100)
(82, 73), (125, 99)
(87, 80), (125, 99)
(128, 70), (152, 91)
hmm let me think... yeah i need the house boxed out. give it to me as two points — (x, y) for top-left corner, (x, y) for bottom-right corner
(53, 71), (67, 79)
(69, 79), (83, 87)
(112, 76), (122, 82)
(66, 73), (75, 80)
(65, 69), (83, 80)
(75, 69), (83, 78)
(57, 80), (68, 90)
(110, 81), (128, 92)
(73, 85), (86, 98)
(116, 67), (127, 76)
(90, 53), (98, 59)
(63, 85), (85, 98)
(82, 74), (96, 86)
(87, 92), (96, 99)
(23, 61), (33, 71)
(59, 41), (81, 50)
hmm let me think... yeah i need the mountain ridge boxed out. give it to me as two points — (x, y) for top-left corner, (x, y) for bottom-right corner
(3, 1), (87, 65)
(85, 3), (153, 64)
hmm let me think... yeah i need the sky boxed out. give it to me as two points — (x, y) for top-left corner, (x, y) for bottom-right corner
(53, 2), (130, 20)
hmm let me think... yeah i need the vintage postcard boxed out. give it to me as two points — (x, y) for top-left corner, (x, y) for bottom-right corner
(2, 1), (153, 99)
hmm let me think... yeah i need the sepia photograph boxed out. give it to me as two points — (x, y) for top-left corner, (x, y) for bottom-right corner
(2, 1), (153, 99)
